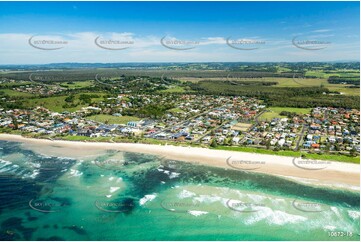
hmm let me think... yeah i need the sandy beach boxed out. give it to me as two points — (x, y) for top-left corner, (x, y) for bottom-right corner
(0, 133), (359, 188)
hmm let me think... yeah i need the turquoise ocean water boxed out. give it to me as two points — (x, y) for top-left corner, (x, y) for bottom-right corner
(0, 140), (359, 241)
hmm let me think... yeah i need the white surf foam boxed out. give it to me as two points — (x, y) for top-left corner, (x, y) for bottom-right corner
(69, 169), (83, 177)
(110, 187), (120, 193)
(347, 210), (360, 220)
(188, 210), (208, 217)
(178, 189), (196, 199)
(139, 194), (157, 206)
(169, 172), (180, 179)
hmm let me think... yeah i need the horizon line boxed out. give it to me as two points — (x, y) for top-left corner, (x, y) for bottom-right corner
(0, 61), (360, 66)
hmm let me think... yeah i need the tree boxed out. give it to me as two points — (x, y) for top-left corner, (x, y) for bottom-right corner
(210, 139), (217, 148)
(65, 95), (75, 103)
(350, 147), (357, 157)
(26, 112), (31, 123)
(265, 139), (271, 150)
(223, 138), (229, 146)
(10, 115), (18, 130)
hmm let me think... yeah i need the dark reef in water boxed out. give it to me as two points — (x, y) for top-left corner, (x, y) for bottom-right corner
(25, 212), (38, 222)
(0, 141), (77, 211)
(0, 217), (37, 240)
(37, 236), (65, 241)
(62, 225), (87, 236)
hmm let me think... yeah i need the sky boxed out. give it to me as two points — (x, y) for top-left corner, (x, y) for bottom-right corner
(0, 1), (359, 64)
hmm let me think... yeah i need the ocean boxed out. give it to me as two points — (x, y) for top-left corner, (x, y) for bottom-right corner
(0, 140), (359, 241)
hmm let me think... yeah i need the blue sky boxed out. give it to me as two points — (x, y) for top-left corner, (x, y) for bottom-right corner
(0, 1), (359, 64)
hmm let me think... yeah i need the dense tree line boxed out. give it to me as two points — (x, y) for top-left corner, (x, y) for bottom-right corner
(189, 81), (360, 109)
(328, 76), (360, 85)
(279, 111), (299, 118)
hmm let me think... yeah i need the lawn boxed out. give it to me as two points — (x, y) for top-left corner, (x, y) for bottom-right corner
(159, 86), (186, 93)
(304, 71), (331, 79)
(61, 135), (94, 141)
(1, 89), (35, 97)
(258, 111), (284, 121)
(303, 153), (359, 164)
(214, 146), (301, 157)
(305, 70), (360, 79)
(20, 92), (105, 112)
(168, 107), (185, 113)
(269, 107), (311, 114)
(273, 77), (326, 87)
(327, 85), (360, 96)
(59, 80), (94, 89)
(277, 66), (292, 72)
(85, 114), (141, 124)
(259, 107), (311, 121)
(0, 81), (32, 88)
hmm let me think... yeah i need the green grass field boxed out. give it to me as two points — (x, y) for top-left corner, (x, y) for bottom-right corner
(269, 77), (359, 95)
(85, 114), (141, 124)
(305, 70), (360, 78)
(0, 81), (32, 88)
(168, 107), (185, 113)
(159, 86), (186, 93)
(259, 107), (311, 121)
(20, 92), (105, 112)
(59, 80), (94, 89)
(61, 135), (115, 142)
(214, 146), (359, 163)
(1, 89), (35, 97)
(326, 85), (360, 96)
(276, 67), (292, 72)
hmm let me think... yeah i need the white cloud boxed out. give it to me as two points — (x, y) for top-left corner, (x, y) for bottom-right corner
(0, 32), (358, 64)
(312, 29), (332, 33)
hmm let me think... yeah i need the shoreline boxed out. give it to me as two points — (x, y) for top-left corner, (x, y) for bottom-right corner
(0, 133), (359, 188)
